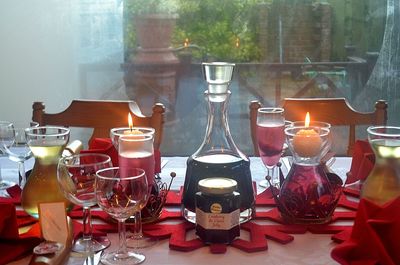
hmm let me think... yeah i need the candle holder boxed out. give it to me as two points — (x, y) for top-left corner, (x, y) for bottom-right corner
(110, 126), (173, 224)
(272, 125), (343, 224)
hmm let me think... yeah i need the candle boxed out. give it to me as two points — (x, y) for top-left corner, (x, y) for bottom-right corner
(123, 113), (144, 136)
(292, 112), (322, 157)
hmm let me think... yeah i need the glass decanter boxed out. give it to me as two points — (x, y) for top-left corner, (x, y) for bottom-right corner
(182, 62), (255, 223)
(277, 124), (342, 224)
(22, 126), (73, 218)
(361, 126), (400, 205)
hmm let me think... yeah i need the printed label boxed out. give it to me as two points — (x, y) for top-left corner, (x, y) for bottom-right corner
(196, 208), (240, 230)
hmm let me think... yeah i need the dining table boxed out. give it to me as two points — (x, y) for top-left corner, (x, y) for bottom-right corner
(1, 154), (353, 265)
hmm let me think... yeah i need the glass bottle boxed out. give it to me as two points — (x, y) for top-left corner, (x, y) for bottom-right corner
(361, 126), (400, 205)
(22, 126), (73, 218)
(182, 62), (255, 223)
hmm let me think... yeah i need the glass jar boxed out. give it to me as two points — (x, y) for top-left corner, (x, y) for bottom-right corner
(195, 178), (240, 244)
(361, 126), (400, 205)
(182, 62), (255, 224)
(22, 126), (73, 218)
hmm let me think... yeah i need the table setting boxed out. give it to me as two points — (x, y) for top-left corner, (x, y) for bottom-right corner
(0, 62), (399, 265)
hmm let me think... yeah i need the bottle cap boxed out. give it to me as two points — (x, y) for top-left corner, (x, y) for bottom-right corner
(198, 177), (237, 195)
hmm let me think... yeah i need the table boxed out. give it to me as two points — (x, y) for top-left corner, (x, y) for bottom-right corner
(2, 156), (352, 265)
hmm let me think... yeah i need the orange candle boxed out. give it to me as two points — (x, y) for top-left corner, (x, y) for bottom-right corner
(292, 112), (322, 157)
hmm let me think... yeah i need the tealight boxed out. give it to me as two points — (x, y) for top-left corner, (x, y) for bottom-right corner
(292, 128), (322, 157)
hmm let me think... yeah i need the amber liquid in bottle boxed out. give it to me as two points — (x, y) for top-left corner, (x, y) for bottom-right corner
(361, 139), (400, 205)
(22, 144), (73, 218)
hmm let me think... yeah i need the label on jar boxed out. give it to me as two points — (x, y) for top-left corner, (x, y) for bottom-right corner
(196, 208), (240, 230)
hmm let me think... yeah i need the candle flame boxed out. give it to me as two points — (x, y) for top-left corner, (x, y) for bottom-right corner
(305, 112), (310, 127)
(128, 113), (133, 130)
(184, 38), (189, 47)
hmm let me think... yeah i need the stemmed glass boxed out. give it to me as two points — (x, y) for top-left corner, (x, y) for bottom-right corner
(118, 134), (156, 248)
(95, 167), (148, 265)
(1, 121), (39, 187)
(0, 121), (16, 189)
(256, 107), (286, 188)
(57, 153), (112, 253)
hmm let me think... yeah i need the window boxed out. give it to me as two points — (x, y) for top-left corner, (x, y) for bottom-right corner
(0, 0), (397, 156)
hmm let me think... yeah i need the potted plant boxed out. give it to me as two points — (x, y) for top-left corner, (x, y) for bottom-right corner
(124, 0), (179, 63)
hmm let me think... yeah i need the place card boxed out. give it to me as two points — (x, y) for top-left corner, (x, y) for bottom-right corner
(38, 202), (69, 244)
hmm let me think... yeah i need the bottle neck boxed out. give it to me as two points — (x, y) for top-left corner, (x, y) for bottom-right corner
(193, 90), (246, 160)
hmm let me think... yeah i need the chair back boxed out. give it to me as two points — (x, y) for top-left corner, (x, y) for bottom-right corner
(32, 99), (165, 150)
(250, 97), (387, 156)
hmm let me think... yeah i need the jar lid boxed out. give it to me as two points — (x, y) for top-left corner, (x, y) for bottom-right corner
(198, 178), (237, 195)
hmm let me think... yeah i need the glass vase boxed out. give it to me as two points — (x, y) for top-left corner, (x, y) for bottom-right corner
(277, 124), (342, 224)
(22, 126), (73, 218)
(361, 126), (400, 205)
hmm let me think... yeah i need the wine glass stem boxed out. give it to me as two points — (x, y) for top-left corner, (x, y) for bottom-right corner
(82, 206), (93, 241)
(133, 210), (143, 240)
(117, 220), (128, 255)
(18, 161), (26, 187)
(267, 166), (277, 187)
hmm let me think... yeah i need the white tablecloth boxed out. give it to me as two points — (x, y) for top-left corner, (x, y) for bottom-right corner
(2, 156), (352, 265)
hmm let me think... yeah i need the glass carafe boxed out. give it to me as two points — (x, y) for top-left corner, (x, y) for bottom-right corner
(277, 125), (342, 224)
(182, 62), (255, 223)
(361, 126), (400, 205)
(22, 126), (73, 218)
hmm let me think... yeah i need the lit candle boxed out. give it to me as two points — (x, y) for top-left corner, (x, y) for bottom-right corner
(292, 112), (322, 157)
(123, 113), (143, 135)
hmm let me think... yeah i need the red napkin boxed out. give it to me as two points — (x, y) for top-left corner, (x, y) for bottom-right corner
(82, 138), (162, 173)
(0, 185), (22, 205)
(331, 197), (400, 265)
(346, 140), (375, 184)
(0, 203), (42, 265)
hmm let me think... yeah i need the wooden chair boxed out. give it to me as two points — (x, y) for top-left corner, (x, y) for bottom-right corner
(32, 99), (165, 150)
(249, 97), (388, 156)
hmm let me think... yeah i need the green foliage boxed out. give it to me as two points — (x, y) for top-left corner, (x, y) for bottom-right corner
(173, 0), (265, 62)
(124, 0), (266, 62)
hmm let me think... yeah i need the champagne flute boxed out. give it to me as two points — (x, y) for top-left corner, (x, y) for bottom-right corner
(2, 121), (39, 187)
(118, 134), (156, 248)
(0, 121), (16, 189)
(96, 167), (148, 265)
(57, 153), (112, 253)
(256, 107), (285, 188)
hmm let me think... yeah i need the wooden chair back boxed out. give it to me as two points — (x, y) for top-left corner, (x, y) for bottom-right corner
(249, 98), (388, 156)
(32, 99), (165, 150)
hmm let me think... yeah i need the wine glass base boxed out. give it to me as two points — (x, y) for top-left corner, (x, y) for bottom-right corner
(101, 251), (145, 265)
(72, 236), (111, 253)
(126, 235), (157, 249)
(0, 180), (16, 190)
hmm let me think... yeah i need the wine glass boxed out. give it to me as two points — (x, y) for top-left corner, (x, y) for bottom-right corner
(0, 121), (16, 189)
(256, 107), (285, 188)
(1, 121), (39, 187)
(57, 153), (112, 253)
(118, 134), (156, 248)
(95, 167), (148, 265)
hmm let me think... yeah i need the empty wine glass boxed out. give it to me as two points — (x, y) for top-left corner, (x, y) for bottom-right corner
(96, 167), (148, 265)
(57, 153), (112, 253)
(0, 121), (16, 189)
(256, 108), (285, 188)
(2, 121), (39, 187)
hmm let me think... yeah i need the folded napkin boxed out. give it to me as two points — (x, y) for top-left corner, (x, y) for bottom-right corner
(331, 197), (400, 265)
(0, 185), (22, 204)
(346, 140), (375, 184)
(82, 138), (162, 173)
(0, 203), (42, 265)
